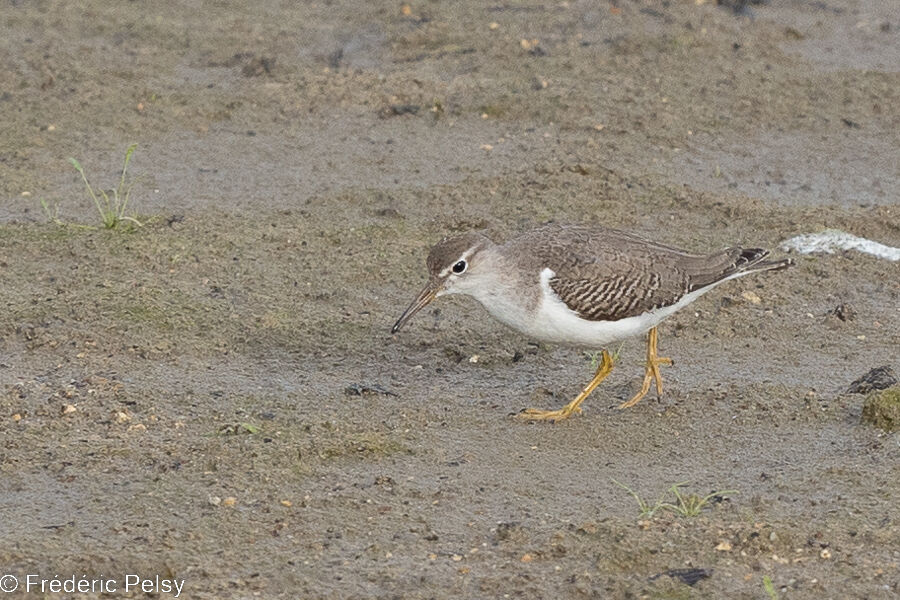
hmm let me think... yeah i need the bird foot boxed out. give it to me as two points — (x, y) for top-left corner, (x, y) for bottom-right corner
(618, 355), (672, 410)
(515, 349), (614, 422)
(516, 404), (582, 422)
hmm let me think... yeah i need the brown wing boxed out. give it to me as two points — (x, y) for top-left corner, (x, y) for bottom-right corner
(549, 267), (685, 321)
(510, 225), (772, 322)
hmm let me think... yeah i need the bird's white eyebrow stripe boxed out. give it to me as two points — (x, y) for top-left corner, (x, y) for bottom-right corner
(438, 248), (476, 278)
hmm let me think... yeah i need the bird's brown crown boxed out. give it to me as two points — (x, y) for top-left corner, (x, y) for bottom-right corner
(426, 232), (492, 276)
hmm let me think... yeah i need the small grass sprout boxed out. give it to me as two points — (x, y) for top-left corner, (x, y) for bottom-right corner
(216, 422), (262, 435)
(40, 198), (64, 226)
(657, 482), (738, 517)
(611, 479), (668, 519)
(69, 143), (143, 229)
(613, 479), (737, 519)
(586, 343), (625, 369)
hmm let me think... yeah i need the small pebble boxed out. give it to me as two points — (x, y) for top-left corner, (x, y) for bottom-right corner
(820, 549), (831, 559)
(489, 22), (499, 30)
(741, 291), (762, 304)
(208, 495), (221, 506)
(62, 404), (77, 415)
(521, 553), (535, 562)
(715, 541), (732, 551)
(281, 499), (292, 507)
(223, 496), (237, 507)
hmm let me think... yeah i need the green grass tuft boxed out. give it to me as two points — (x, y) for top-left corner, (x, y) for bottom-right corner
(67, 143), (144, 229)
(586, 343), (625, 368)
(217, 422), (262, 435)
(612, 479), (669, 519)
(613, 479), (737, 519)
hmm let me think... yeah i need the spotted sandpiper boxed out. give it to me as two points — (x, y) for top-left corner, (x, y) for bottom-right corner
(392, 224), (792, 421)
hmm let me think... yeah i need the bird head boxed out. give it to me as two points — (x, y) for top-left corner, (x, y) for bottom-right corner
(391, 232), (493, 333)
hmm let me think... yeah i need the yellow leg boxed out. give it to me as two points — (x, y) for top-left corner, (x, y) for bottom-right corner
(517, 349), (615, 422)
(618, 327), (673, 410)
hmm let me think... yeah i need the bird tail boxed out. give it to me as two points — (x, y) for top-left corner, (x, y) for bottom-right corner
(687, 247), (793, 291)
(734, 248), (794, 274)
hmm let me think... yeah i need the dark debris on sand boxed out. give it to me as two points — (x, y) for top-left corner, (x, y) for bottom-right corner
(847, 366), (898, 394)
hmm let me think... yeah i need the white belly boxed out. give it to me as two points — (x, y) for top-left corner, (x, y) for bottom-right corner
(476, 267), (744, 348)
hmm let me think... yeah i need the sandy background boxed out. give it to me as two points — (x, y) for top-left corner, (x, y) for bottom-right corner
(1, 0), (898, 598)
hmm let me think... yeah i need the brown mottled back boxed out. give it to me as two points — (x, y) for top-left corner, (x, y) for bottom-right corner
(501, 225), (790, 322)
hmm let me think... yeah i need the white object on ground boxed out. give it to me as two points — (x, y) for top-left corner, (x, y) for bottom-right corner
(780, 230), (900, 262)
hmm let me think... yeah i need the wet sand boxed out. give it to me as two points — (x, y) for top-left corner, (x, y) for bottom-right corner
(1, 1), (898, 598)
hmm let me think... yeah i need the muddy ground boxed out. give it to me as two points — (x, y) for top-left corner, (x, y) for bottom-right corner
(1, 0), (899, 598)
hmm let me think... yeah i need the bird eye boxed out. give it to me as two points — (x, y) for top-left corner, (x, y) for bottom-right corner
(452, 260), (467, 274)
